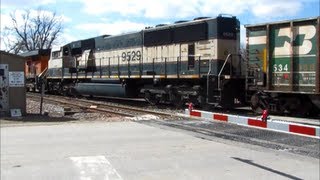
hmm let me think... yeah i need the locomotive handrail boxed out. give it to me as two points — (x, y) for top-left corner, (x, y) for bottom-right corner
(218, 54), (233, 90)
(148, 55), (201, 60)
(206, 58), (213, 104)
(36, 67), (48, 92)
(37, 67), (48, 80)
(248, 49), (260, 54)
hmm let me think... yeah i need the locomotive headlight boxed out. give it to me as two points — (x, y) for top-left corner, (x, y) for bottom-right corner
(224, 75), (231, 79)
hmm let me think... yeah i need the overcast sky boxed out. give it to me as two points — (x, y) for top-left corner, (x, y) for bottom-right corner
(1, 0), (319, 50)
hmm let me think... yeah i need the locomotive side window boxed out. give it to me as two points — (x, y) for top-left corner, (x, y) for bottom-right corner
(63, 47), (69, 56)
(188, 44), (195, 69)
(98, 32), (143, 51)
(144, 28), (171, 46)
(71, 48), (82, 56)
(172, 22), (208, 43)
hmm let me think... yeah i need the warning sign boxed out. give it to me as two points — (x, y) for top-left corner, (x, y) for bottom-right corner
(9, 71), (24, 87)
(10, 109), (22, 117)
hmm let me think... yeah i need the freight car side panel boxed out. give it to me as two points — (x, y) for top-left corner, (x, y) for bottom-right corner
(270, 22), (318, 92)
(247, 17), (319, 94)
(247, 28), (267, 87)
(293, 23), (318, 92)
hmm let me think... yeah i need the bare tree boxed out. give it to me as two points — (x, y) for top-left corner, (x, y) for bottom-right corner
(2, 9), (63, 54)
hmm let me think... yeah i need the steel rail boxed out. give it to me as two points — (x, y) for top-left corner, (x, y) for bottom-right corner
(27, 93), (178, 118)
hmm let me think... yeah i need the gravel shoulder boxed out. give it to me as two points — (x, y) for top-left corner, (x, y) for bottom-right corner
(0, 98), (128, 127)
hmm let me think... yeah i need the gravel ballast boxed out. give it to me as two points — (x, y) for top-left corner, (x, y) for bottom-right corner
(0, 98), (126, 124)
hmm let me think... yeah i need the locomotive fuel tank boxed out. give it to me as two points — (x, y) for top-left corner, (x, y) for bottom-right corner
(74, 83), (127, 97)
(73, 79), (137, 98)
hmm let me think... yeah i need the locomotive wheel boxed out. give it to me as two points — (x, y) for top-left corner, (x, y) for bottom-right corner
(278, 97), (312, 117)
(144, 91), (158, 105)
(170, 93), (185, 108)
(175, 96), (186, 108)
(251, 93), (268, 114)
(296, 101), (312, 117)
(289, 98), (312, 117)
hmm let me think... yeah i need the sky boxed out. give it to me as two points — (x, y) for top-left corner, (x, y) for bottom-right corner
(1, 0), (319, 50)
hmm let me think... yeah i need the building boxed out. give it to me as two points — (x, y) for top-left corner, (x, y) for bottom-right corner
(0, 51), (26, 117)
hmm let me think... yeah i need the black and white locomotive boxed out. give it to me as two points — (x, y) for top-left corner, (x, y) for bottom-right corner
(47, 15), (245, 109)
(45, 15), (320, 115)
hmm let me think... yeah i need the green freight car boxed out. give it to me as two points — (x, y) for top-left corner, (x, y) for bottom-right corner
(246, 17), (320, 115)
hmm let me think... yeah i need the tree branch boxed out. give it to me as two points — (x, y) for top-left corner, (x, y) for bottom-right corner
(4, 9), (63, 54)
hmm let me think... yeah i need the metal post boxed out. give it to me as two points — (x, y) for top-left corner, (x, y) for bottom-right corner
(108, 57), (111, 78)
(206, 59), (212, 103)
(153, 58), (155, 78)
(218, 54), (232, 90)
(40, 81), (45, 115)
(266, 24), (271, 90)
(118, 56), (120, 76)
(100, 58), (102, 78)
(316, 17), (320, 93)
(198, 56), (201, 78)
(165, 57), (167, 78)
(289, 21), (294, 91)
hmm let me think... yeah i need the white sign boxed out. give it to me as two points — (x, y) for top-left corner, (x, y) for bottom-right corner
(9, 71), (24, 87)
(10, 109), (22, 117)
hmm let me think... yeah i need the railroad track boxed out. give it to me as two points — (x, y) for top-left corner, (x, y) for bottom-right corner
(27, 92), (319, 126)
(27, 93), (183, 119)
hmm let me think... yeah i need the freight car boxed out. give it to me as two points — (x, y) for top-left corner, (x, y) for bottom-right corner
(246, 17), (320, 115)
(46, 15), (246, 109)
(20, 49), (51, 91)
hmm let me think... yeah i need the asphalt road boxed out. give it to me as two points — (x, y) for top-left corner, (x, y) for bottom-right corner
(1, 120), (319, 180)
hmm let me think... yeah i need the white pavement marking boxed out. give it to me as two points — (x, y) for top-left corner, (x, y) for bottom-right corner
(126, 114), (160, 121)
(70, 156), (122, 180)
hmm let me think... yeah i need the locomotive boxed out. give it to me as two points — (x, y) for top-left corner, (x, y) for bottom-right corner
(44, 15), (320, 115)
(20, 49), (51, 91)
(47, 15), (245, 109)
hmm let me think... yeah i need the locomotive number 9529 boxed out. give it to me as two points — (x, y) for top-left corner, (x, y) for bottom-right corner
(121, 50), (141, 61)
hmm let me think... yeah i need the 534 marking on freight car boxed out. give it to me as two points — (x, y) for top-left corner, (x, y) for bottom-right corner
(273, 64), (289, 72)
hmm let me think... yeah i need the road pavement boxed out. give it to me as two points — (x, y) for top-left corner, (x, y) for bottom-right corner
(1, 121), (319, 179)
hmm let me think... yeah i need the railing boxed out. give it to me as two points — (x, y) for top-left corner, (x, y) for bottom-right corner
(217, 53), (243, 90)
(57, 54), (209, 78)
(37, 67), (48, 80)
(206, 58), (213, 104)
(142, 55), (203, 77)
(217, 54), (233, 90)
